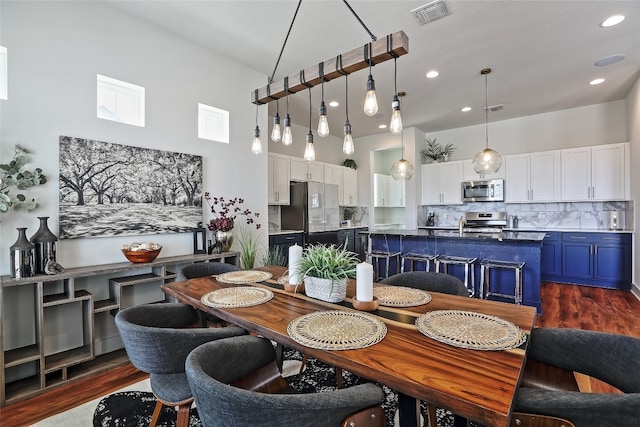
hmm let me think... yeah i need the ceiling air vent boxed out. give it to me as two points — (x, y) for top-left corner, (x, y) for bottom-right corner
(486, 104), (504, 112)
(411, 0), (453, 26)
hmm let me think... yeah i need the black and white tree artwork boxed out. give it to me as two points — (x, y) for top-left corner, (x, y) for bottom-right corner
(58, 136), (203, 239)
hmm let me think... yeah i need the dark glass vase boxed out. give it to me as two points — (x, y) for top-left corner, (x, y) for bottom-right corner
(10, 227), (35, 279)
(30, 216), (58, 274)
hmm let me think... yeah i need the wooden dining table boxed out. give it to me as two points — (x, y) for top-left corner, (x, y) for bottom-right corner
(161, 265), (537, 427)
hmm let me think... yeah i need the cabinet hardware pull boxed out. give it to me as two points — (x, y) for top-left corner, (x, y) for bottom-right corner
(569, 236), (587, 239)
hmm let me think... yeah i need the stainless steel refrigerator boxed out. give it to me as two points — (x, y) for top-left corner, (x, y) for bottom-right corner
(281, 181), (340, 241)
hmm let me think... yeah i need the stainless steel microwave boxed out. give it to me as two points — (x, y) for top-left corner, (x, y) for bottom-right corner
(461, 179), (504, 202)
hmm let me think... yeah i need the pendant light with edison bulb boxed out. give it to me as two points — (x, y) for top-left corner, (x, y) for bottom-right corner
(343, 74), (355, 155)
(472, 68), (502, 174)
(303, 88), (316, 161)
(251, 103), (262, 155)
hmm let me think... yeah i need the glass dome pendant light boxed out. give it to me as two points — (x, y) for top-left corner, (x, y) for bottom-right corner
(282, 82), (293, 146)
(363, 43), (378, 116)
(390, 126), (414, 181)
(251, 104), (263, 155)
(317, 76), (330, 137)
(389, 58), (403, 134)
(472, 67), (502, 174)
(271, 99), (282, 142)
(303, 88), (316, 161)
(343, 74), (355, 155)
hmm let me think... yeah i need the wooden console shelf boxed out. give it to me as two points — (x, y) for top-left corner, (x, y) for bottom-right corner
(0, 251), (239, 406)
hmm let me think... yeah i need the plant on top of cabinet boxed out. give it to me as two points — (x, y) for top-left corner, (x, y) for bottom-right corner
(0, 144), (47, 217)
(343, 159), (358, 170)
(420, 137), (455, 162)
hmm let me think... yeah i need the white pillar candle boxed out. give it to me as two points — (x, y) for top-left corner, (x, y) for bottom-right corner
(288, 244), (303, 285)
(356, 262), (374, 302)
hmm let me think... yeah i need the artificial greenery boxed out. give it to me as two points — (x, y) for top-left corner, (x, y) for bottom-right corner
(237, 223), (262, 269)
(0, 144), (47, 216)
(294, 243), (359, 285)
(342, 159), (358, 170)
(420, 137), (455, 161)
(263, 245), (287, 267)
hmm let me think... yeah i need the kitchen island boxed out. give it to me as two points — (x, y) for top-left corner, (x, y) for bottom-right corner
(367, 229), (546, 312)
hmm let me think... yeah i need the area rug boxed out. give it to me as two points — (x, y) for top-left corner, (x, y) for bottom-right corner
(92, 348), (482, 427)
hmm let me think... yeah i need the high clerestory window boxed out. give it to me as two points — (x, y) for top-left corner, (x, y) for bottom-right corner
(97, 74), (145, 127)
(198, 103), (229, 143)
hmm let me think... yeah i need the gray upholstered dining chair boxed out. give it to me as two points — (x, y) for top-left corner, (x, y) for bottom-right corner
(176, 261), (240, 281)
(513, 327), (640, 427)
(186, 335), (387, 427)
(379, 271), (469, 296)
(114, 303), (247, 427)
(380, 270), (468, 427)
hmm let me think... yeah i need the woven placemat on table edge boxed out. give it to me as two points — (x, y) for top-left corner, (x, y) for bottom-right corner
(201, 286), (274, 308)
(287, 310), (387, 350)
(373, 286), (432, 307)
(415, 310), (527, 351)
(216, 270), (273, 284)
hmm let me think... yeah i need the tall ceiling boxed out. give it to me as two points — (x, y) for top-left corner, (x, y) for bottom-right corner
(105, 0), (640, 139)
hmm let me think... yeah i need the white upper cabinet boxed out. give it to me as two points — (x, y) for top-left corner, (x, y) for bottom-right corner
(267, 153), (290, 205)
(462, 159), (505, 181)
(323, 163), (342, 186)
(374, 173), (404, 207)
(290, 157), (324, 182)
(561, 143), (629, 201)
(505, 151), (560, 203)
(421, 161), (463, 205)
(341, 167), (358, 206)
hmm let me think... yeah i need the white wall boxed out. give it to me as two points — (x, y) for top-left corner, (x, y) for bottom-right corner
(0, 1), (268, 274)
(626, 76), (640, 297)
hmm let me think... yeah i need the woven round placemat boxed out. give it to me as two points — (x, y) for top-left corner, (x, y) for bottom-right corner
(415, 310), (527, 351)
(201, 287), (274, 308)
(373, 286), (432, 307)
(287, 310), (387, 350)
(216, 270), (273, 284)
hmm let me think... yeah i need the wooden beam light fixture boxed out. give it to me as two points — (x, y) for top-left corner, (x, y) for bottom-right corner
(251, 31), (409, 105)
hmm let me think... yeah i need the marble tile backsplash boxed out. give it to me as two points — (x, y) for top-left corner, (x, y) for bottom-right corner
(418, 201), (634, 231)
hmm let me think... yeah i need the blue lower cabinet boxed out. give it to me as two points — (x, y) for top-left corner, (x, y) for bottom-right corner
(559, 232), (631, 290)
(269, 233), (303, 264)
(540, 232), (562, 278)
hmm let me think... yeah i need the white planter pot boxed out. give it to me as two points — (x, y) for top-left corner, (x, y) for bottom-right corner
(304, 276), (348, 303)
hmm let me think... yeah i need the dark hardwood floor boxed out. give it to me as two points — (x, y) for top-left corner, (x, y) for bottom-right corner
(2, 282), (639, 427)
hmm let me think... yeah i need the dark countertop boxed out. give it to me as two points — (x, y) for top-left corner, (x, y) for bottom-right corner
(369, 228), (546, 242)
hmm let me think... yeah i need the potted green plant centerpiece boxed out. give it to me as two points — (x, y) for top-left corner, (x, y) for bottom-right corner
(294, 243), (359, 303)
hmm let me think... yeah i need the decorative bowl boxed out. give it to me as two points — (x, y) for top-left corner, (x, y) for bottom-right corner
(121, 242), (162, 263)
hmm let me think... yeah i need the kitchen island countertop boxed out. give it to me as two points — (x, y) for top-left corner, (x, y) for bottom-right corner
(369, 228), (546, 242)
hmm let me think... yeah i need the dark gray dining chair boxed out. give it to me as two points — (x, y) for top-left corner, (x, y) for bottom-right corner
(114, 303), (247, 427)
(513, 327), (640, 427)
(176, 261), (239, 281)
(186, 335), (386, 427)
(379, 270), (469, 296)
(380, 270), (468, 427)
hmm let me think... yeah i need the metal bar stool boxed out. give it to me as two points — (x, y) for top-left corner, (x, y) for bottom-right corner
(367, 250), (401, 281)
(436, 255), (477, 297)
(480, 259), (525, 304)
(400, 253), (439, 273)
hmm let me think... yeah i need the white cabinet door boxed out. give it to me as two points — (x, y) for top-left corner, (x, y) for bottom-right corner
(323, 164), (342, 186)
(289, 157), (308, 181)
(530, 151), (560, 202)
(561, 147), (591, 201)
(307, 162), (324, 182)
(341, 167), (358, 206)
(267, 153), (290, 205)
(591, 143), (628, 200)
(388, 177), (405, 207)
(421, 163), (442, 205)
(374, 173), (389, 207)
(440, 161), (463, 205)
(505, 154), (530, 202)
(462, 159), (504, 181)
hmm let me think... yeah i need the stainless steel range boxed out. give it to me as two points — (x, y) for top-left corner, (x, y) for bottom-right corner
(463, 211), (507, 233)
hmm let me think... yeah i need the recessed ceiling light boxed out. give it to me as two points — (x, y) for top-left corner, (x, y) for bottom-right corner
(426, 70), (439, 79)
(460, 106), (472, 112)
(601, 15), (625, 27)
(329, 101), (339, 107)
(590, 78), (605, 85)
(378, 124), (387, 129)
(595, 54), (625, 66)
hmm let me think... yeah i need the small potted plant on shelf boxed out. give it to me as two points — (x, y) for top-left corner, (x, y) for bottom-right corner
(293, 243), (359, 302)
(420, 137), (456, 163)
